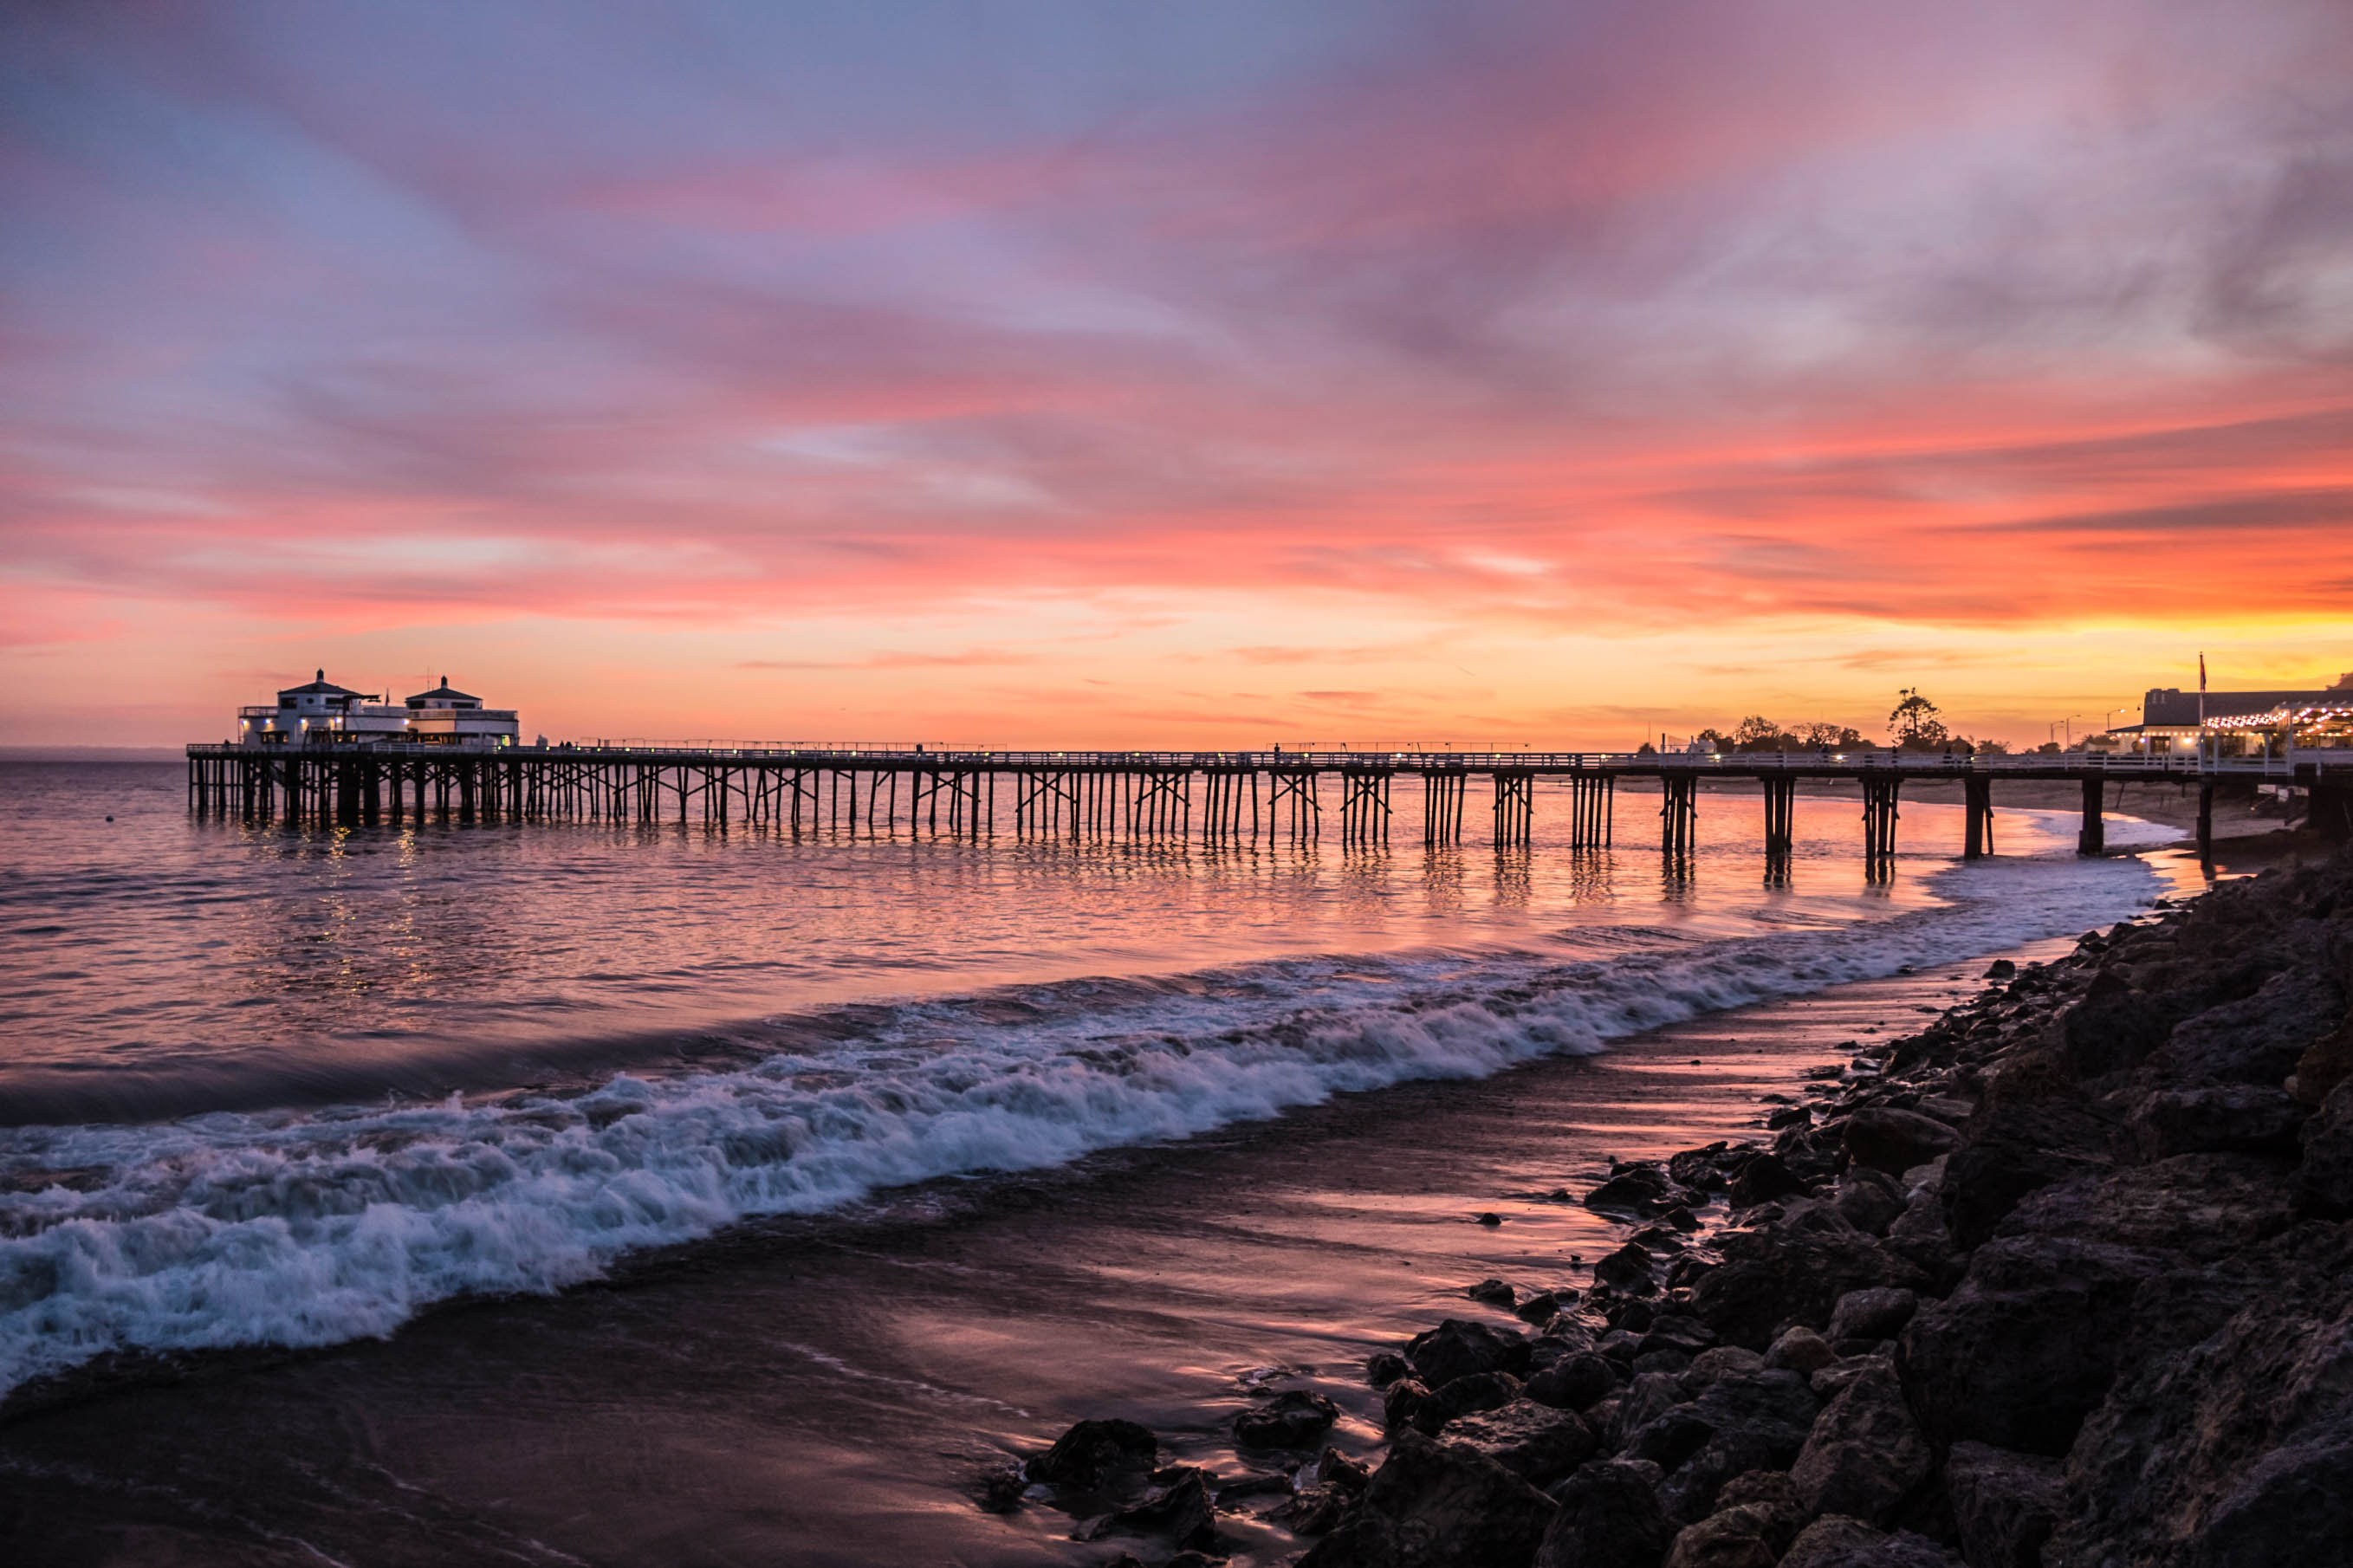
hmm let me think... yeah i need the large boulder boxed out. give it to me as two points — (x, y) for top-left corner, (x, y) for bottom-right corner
(1900, 1233), (2151, 1454)
(1943, 1442), (2061, 1568)
(1663, 1471), (1805, 1568)
(1642, 1315), (1718, 1357)
(1029, 1417), (1157, 1489)
(1764, 1326), (1838, 1376)
(1600, 1370), (1689, 1451)
(1526, 1351), (1620, 1412)
(1623, 1369), (1818, 1523)
(1826, 1288), (1917, 1344)
(1237, 1389), (1341, 1448)
(1384, 1379), (1447, 1436)
(1533, 1458), (1676, 1568)
(1843, 1109), (1962, 1176)
(2054, 969), (2184, 1079)
(1408, 1319), (1533, 1387)
(1078, 1465), (1216, 1552)
(1789, 1360), (1931, 1526)
(1595, 1241), (1660, 1293)
(1435, 1371), (1522, 1421)
(1909, 1153), (2298, 1458)
(1679, 1346), (1765, 1396)
(2184, 1414), (2353, 1567)
(1937, 1097), (2115, 1249)
(1587, 1167), (1676, 1216)
(1689, 1222), (1928, 1351)
(1727, 1153), (1810, 1208)
(1300, 1429), (1556, 1568)
(2045, 1225), (2353, 1568)
(1998, 1156), (2295, 1266)
(2154, 969), (2343, 1087)
(1662, 1508), (1777, 1568)
(1832, 1169), (1908, 1236)
(2129, 1084), (2307, 1159)
(1438, 1401), (1595, 1488)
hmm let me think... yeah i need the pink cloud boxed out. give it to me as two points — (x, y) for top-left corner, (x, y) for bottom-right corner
(4, 1), (2351, 745)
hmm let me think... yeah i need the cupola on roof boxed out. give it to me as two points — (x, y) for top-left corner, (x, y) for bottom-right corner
(279, 669), (364, 697)
(405, 677), (482, 706)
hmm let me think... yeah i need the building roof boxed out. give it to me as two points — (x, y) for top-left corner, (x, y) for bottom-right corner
(405, 677), (482, 704)
(279, 669), (364, 698)
(2142, 687), (2338, 727)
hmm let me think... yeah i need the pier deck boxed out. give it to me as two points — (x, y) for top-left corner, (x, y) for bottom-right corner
(185, 742), (2353, 859)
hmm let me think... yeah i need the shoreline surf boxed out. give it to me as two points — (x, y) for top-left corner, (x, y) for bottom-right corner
(0, 827), (2184, 1413)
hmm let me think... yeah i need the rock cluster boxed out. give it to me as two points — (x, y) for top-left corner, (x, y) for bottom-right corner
(1020, 846), (2353, 1565)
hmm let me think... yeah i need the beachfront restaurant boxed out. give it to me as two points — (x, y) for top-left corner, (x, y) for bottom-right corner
(237, 671), (520, 748)
(2200, 699), (2353, 755)
(2103, 685), (2346, 756)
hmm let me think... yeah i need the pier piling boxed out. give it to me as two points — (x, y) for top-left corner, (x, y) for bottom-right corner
(1862, 776), (1901, 861)
(1493, 772), (1534, 846)
(1760, 776), (1795, 856)
(2079, 776), (2105, 856)
(1963, 775), (1993, 859)
(1660, 775), (1696, 855)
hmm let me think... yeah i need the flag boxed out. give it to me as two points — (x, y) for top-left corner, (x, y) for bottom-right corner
(2199, 652), (2207, 693)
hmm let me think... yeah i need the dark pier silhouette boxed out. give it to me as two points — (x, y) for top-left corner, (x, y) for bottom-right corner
(186, 743), (2350, 858)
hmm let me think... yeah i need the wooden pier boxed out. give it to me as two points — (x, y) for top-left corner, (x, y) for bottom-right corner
(185, 742), (2353, 859)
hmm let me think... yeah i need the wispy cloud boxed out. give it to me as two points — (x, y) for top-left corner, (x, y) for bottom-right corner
(3, 1), (2350, 742)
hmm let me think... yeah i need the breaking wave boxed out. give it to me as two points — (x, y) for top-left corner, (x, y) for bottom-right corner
(0, 838), (2167, 1400)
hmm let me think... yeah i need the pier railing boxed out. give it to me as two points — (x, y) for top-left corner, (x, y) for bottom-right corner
(210, 741), (2343, 778)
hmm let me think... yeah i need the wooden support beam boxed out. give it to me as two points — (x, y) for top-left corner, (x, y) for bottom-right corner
(1862, 775), (1902, 863)
(1963, 775), (1993, 859)
(1494, 771), (1534, 847)
(1659, 774), (1696, 856)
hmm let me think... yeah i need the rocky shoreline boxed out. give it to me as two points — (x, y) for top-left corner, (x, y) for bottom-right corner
(1013, 844), (2353, 1567)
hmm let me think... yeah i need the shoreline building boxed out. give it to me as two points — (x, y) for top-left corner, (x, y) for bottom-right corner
(2108, 684), (2353, 755)
(237, 671), (520, 748)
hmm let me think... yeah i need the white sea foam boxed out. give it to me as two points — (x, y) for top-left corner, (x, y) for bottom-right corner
(0, 840), (2165, 1399)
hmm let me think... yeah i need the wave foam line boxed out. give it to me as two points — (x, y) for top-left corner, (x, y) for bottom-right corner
(0, 849), (2159, 1399)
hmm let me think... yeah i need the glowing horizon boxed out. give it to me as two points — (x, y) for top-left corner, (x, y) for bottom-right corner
(3, 2), (2350, 748)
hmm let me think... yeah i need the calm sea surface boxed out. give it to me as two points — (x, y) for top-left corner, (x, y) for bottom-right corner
(0, 758), (2181, 1403)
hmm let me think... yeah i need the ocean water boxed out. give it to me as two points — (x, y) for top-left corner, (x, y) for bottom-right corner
(0, 760), (2180, 1403)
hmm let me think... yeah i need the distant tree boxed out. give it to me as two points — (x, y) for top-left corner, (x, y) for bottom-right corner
(1799, 723), (1870, 749)
(1889, 688), (1948, 749)
(1971, 736), (2013, 756)
(1692, 728), (1730, 754)
(1734, 715), (1782, 749)
(1636, 740), (1658, 757)
(2035, 741), (2063, 755)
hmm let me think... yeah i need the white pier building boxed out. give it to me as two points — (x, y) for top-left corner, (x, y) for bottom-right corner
(238, 671), (521, 748)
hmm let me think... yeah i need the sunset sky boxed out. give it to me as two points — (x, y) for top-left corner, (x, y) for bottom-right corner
(3, 1), (2350, 748)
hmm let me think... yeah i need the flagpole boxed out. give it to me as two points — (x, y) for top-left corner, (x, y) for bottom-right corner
(2198, 652), (2207, 765)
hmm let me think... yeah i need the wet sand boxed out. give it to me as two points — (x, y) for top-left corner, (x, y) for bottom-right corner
(0, 941), (2097, 1568)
